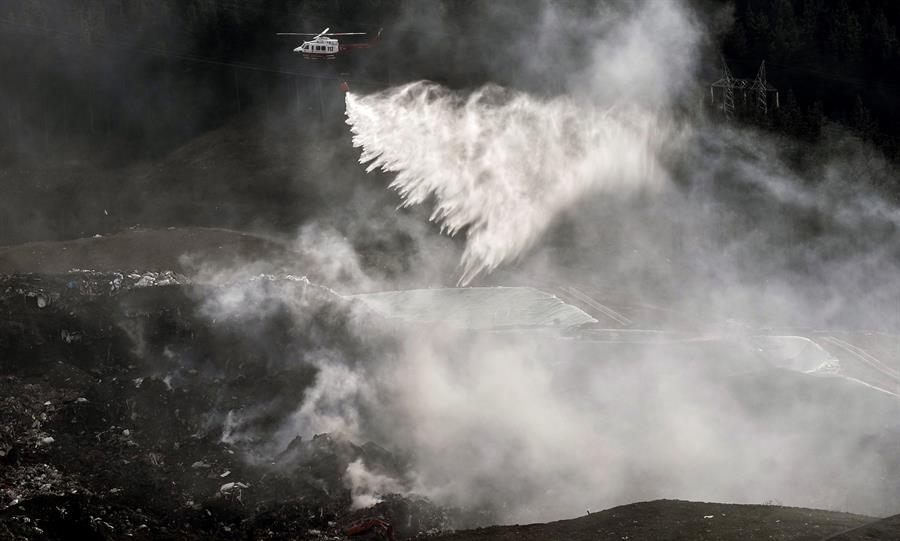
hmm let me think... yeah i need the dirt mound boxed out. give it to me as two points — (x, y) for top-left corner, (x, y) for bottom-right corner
(0, 228), (302, 275)
(434, 500), (880, 540)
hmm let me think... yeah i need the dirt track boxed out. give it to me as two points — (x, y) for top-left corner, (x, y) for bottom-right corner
(0, 228), (301, 275)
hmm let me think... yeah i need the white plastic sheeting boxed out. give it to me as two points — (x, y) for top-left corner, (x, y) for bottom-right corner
(752, 335), (839, 374)
(348, 286), (597, 330)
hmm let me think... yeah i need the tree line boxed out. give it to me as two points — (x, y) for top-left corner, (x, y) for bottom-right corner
(722, 0), (900, 159)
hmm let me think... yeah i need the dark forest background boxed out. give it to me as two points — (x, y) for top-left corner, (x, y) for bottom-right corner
(723, 0), (900, 153)
(0, 0), (898, 246)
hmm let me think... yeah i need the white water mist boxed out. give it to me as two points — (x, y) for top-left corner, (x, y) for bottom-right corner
(346, 84), (678, 285)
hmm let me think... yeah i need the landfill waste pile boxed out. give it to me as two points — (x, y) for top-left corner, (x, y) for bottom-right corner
(2, 268), (900, 540)
(0, 226), (898, 541)
(0, 270), (449, 540)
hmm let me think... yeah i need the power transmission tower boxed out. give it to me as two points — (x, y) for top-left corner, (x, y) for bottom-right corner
(750, 61), (768, 115)
(722, 60), (735, 118)
(710, 59), (778, 119)
(710, 58), (738, 118)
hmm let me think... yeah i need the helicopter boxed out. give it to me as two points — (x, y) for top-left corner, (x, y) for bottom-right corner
(276, 27), (382, 60)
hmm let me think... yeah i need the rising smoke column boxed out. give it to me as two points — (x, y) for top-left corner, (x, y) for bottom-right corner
(345, 84), (675, 285)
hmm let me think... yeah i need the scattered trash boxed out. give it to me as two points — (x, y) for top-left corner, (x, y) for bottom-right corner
(219, 481), (248, 493)
(60, 330), (81, 344)
(0, 272), (458, 538)
(345, 518), (396, 541)
(133, 276), (156, 288)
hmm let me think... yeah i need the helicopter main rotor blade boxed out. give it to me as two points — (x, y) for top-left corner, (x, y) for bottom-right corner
(276, 29), (369, 37)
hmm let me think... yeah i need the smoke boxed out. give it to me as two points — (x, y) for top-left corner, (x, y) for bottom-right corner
(183, 0), (900, 527)
(280, 352), (374, 440)
(360, 330), (897, 521)
(345, 458), (406, 510)
(343, 0), (900, 327)
(260, 301), (898, 522)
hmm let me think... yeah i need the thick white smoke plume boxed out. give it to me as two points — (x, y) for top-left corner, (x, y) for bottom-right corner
(199, 0), (900, 527)
(324, 0), (900, 522)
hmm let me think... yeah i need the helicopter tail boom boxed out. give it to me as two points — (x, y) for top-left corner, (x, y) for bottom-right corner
(338, 28), (382, 51)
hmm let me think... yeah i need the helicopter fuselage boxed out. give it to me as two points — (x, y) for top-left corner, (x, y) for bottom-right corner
(294, 37), (339, 59)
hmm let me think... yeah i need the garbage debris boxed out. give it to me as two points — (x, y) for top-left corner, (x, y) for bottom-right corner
(0, 271), (450, 539)
(219, 481), (248, 493)
(345, 517), (396, 540)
